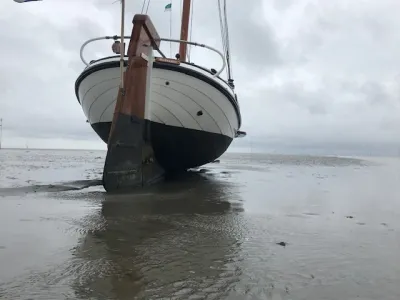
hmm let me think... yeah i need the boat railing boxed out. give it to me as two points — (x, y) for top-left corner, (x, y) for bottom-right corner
(79, 36), (227, 78)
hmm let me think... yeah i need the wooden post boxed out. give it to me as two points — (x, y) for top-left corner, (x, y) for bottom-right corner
(102, 14), (164, 192)
(179, 0), (191, 62)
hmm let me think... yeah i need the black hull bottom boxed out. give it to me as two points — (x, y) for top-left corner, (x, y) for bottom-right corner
(92, 121), (233, 171)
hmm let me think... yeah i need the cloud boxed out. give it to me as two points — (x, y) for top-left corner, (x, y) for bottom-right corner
(1, 0), (400, 155)
(0, 0), (112, 149)
(230, 0), (400, 155)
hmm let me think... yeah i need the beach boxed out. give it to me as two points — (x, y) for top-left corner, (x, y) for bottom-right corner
(0, 149), (399, 300)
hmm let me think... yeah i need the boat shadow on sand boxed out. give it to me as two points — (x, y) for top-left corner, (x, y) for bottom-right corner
(0, 168), (235, 197)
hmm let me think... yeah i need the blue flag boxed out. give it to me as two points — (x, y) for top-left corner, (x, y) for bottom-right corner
(164, 3), (172, 11)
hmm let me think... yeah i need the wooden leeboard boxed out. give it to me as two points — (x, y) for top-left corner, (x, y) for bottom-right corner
(103, 13), (165, 192)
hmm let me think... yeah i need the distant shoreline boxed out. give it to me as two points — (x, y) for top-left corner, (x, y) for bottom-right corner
(0, 147), (106, 151)
(1, 147), (399, 159)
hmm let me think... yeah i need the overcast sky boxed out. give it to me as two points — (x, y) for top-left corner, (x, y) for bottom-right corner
(1, 0), (400, 156)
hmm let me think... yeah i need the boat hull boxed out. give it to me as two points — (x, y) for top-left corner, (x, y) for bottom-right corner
(92, 120), (232, 171)
(75, 57), (242, 171)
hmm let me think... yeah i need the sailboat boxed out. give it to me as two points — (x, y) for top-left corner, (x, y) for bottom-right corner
(75, 0), (246, 172)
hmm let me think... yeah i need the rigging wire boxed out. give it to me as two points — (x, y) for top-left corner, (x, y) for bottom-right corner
(141, 0), (146, 13)
(140, 0), (151, 13)
(187, 0), (194, 62)
(217, 0), (233, 80)
(223, 0), (233, 80)
(169, 0), (172, 57)
(217, 0), (226, 55)
(180, 0), (182, 21)
(145, 0), (151, 13)
(179, 0), (182, 57)
(217, 0), (229, 78)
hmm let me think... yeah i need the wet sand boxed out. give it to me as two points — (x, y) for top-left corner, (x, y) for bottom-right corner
(0, 149), (399, 300)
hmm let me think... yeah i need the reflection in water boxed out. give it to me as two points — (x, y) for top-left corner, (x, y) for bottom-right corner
(72, 172), (244, 300)
(3, 151), (399, 300)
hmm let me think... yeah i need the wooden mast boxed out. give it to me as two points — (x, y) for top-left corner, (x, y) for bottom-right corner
(178, 0), (191, 62)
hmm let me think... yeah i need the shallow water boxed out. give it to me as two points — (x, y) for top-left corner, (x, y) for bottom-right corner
(0, 149), (399, 300)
